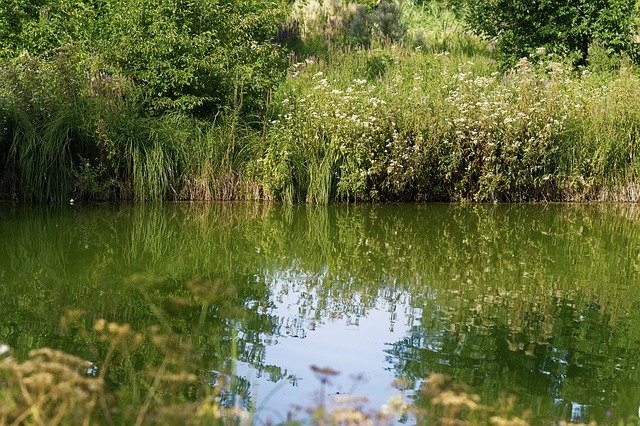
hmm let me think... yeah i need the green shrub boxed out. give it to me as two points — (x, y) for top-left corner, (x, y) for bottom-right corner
(0, 0), (100, 58)
(99, 0), (289, 117)
(459, 0), (639, 66)
(0, 48), (194, 202)
(261, 45), (640, 203)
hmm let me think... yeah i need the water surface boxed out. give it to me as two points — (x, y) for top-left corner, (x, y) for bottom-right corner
(1, 203), (639, 423)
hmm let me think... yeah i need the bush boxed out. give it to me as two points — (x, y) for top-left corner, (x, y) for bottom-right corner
(459, 0), (639, 66)
(1, 0), (290, 118)
(99, 0), (289, 117)
(0, 0), (100, 57)
(261, 46), (640, 203)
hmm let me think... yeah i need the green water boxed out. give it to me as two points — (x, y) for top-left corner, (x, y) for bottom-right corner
(1, 203), (639, 423)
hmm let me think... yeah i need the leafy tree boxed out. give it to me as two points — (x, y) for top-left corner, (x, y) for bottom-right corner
(99, 0), (289, 117)
(0, 0), (102, 57)
(1, 0), (290, 117)
(459, 0), (638, 66)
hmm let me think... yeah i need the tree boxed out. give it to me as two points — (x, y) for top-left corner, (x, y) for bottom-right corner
(0, 0), (101, 57)
(98, 0), (289, 117)
(460, 0), (638, 66)
(0, 0), (290, 117)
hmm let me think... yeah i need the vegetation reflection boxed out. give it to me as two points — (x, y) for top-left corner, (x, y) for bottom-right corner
(0, 203), (639, 423)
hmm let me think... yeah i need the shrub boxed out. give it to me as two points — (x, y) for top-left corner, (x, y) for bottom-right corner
(99, 0), (289, 117)
(261, 45), (640, 203)
(459, 0), (639, 66)
(0, 0), (100, 58)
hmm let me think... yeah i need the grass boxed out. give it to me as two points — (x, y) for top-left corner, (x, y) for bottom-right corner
(0, 48), (265, 203)
(258, 46), (640, 203)
(399, 0), (488, 56)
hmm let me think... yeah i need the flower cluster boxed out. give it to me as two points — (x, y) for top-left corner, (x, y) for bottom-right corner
(441, 59), (569, 201)
(261, 66), (393, 202)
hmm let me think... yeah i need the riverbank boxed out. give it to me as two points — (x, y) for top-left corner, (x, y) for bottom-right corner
(3, 46), (639, 204)
(1, 2), (639, 204)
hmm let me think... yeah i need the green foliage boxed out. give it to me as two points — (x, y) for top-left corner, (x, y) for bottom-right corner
(402, 0), (487, 56)
(1, 0), (290, 117)
(260, 46), (640, 203)
(0, 0), (101, 57)
(459, 0), (639, 66)
(2, 0), (640, 203)
(99, 0), (289, 116)
(438, 58), (568, 201)
(370, 0), (405, 43)
(0, 48), (195, 202)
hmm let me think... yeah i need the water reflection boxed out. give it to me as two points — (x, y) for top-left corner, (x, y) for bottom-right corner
(0, 203), (639, 423)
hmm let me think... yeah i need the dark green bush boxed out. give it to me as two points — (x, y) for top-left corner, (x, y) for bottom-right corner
(459, 0), (638, 66)
(0, 0), (101, 57)
(98, 0), (289, 117)
(1, 0), (290, 118)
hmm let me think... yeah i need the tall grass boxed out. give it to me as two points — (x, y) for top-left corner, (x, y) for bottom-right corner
(400, 0), (487, 56)
(0, 49), (100, 202)
(181, 112), (265, 201)
(0, 50), (264, 202)
(98, 113), (189, 201)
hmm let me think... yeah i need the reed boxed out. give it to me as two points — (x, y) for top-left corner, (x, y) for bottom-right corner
(2, 89), (96, 202)
(181, 112), (265, 201)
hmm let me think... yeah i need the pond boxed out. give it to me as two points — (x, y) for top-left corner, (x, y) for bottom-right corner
(0, 203), (639, 424)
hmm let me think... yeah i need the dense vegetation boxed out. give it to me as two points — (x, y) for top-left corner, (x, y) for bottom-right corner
(1, 0), (640, 202)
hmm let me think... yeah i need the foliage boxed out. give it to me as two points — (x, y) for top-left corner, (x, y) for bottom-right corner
(0, 0), (101, 57)
(0, 0), (290, 117)
(99, 0), (289, 117)
(257, 45), (640, 203)
(437, 58), (567, 201)
(0, 48), (106, 202)
(401, 0), (486, 56)
(2, 0), (640, 203)
(459, 0), (639, 66)
(0, 51), (175, 201)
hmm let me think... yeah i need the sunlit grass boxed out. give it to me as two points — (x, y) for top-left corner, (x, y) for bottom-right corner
(259, 46), (640, 203)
